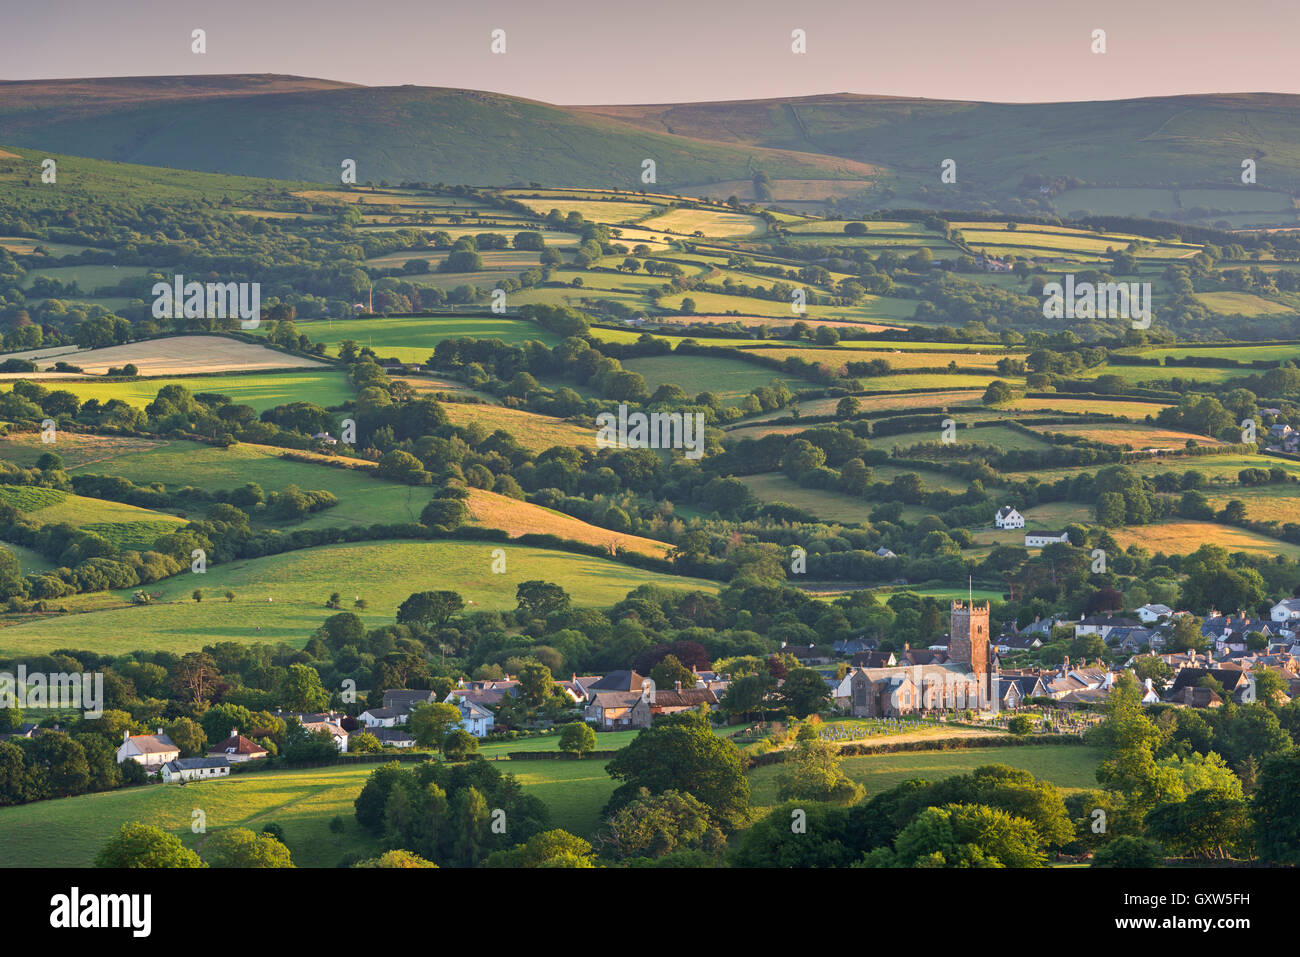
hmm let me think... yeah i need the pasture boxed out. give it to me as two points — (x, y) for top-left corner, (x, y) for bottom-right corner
(0, 539), (715, 657)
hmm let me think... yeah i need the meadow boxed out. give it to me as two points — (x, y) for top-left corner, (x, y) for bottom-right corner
(4, 370), (352, 413)
(276, 315), (559, 360)
(0, 540), (715, 657)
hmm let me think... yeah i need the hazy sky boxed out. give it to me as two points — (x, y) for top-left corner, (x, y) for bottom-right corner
(3, 0), (1298, 104)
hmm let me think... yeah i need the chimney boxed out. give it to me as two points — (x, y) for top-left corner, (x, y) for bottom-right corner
(156, 727), (163, 736)
(231, 727), (238, 739)
(675, 680), (682, 693)
(122, 730), (130, 742)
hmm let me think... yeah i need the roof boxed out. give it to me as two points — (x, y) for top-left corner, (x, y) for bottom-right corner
(360, 707), (404, 719)
(208, 733), (267, 757)
(587, 670), (646, 692)
(651, 688), (719, 709)
(124, 732), (178, 754)
(164, 757), (229, 772)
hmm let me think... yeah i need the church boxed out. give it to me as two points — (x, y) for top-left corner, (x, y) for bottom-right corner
(847, 601), (998, 717)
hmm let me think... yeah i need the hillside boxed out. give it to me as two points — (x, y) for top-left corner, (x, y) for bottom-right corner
(2, 77), (1300, 223)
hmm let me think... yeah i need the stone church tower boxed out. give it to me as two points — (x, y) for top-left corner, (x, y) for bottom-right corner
(949, 600), (993, 705)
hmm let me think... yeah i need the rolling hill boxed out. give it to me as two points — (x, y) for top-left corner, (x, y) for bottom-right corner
(2, 76), (1299, 222)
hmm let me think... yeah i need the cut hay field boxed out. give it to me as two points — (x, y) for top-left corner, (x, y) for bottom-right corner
(620, 355), (809, 405)
(1008, 397), (1171, 417)
(4, 370), (353, 413)
(655, 290), (921, 323)
(879, 423), (1050, 452)
(464, 488), (672, 558)
(1028, 422), (1220, 449)
(0, 433), (163, 469)
(1202, 484), (1300, 524)
(740, 347), (1022, 372)
(281, 315), (558, 360)
(1109, 522), (1300, 560)
(17, 335), (327, 377)
(1192, 292), (1298, 316)
(0, 539), (716, 657)
(638, 208), (768, 239)
(746, 744), (1103, 808)
(439, 402), (592, 451)
(740, 389), (984, 423)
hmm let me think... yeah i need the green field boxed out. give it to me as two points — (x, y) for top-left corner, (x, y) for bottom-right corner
(746, 744), (1103, 808)
(279, 315), (558, 361)
(621, 355), (809, 405)
(5, 370), (353, 413)
(0, 539), (715, 657)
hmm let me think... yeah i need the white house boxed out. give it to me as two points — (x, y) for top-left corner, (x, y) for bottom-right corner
(995, 506), (1025, 529)
(1136, 603), (1174, 624)
(116, 729), (180, 773)
(358, 707), (404, 728)
(1025, 530), (1070, 547)
(161, 757), (230, 783)
(449, 695), (495, 737)
(1271, 598), (1300, 624)
(207, 729), (268, 763)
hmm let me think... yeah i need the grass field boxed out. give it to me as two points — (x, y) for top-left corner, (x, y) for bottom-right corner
(277, 315), (558, 361)
(746, 744), (1103, 808)
(621, 355), (809, 406)
(3, 370), (353, 413)
(440, 402), (592, 451)
(464, 488), (672, 558)
(739, 473), (867, 524)
(0, 485), (185, 549)
(0, 539), (714, 657)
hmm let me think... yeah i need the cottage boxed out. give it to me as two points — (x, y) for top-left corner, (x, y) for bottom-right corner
(161, 756), (230, 783)
(1271, 598), (1300, 625)
(1136, 603), (1173, 624)
(449, 695), (495, 737)
(207, 728), (268, 762)
(585, 690), (653, 730)
(116, 729), (180, 773)
(994, 506), (1024, 529)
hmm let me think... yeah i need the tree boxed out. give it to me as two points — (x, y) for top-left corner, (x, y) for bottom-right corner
(94, 823), (205, 868)
(518, 661), (555, 706)
(1253, 749), (1300, 864)
(172, 652), (221, 706)
(1091, 835), (1162, 868)
(442, 728), (479, 761)
(163, 717), (207, 757)
(779, 667), (831, 718)
(355, 849), (438, 868)
(865, 803), (1045, 868)
(775, 738), (865, 805)
(649, 654), (696, 691)
(983, 380), (1014, 405)
(397, 590), (465, 630)
(515, 580), (570, 620)
(604, 710), (750, 830)
(408, 702), (462, 749)
(201, 828), (294, 868)
(484, 829), (596, 868)
(559, 722), (598, 757)
(598, 787), (723, 860)
(281, 664), (330, 713)
(1007, 715), (1034, 736)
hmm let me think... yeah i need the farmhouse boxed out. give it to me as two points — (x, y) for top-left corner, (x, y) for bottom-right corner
(207, 729), (268, 762)
(1136, 603), (1173, 623)
(1271, 598), (1300, 624)
(161, 756), (230, 783)
(994, 506), (1024, 529)
(1025, 530), (1070, 547)
(449, 695), (495, 737)
(586, 690), (653, 730)
(116, 729), (179, 773)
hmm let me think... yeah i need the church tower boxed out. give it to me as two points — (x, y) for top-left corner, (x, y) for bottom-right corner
(950, 600), (992, 704)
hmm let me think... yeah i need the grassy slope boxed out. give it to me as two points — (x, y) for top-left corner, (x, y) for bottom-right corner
(0, 539), (714, 657)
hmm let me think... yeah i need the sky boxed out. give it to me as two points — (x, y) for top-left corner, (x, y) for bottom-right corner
(2, 0), (1298, 104)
